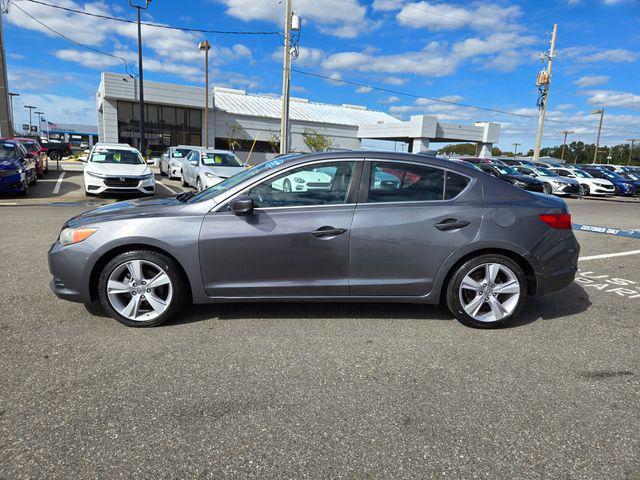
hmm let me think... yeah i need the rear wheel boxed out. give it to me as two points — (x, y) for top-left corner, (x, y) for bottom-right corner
(196, 178), (202, 191)
(49, 150), (62, 161)
(98, 250), (187, 327)
(446, 254), (526, 329)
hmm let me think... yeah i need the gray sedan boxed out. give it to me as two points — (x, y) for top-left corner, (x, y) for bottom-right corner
(49, 151), (579, 329)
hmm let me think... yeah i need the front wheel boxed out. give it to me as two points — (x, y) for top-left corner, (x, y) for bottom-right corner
(98, 250), (187, 327)
(181, 171), (188, 187)
(49, 151), (62, 161)
(446, 254), (526, 329)
(543, 183), (553, 195)
(580, 184), (590, 196)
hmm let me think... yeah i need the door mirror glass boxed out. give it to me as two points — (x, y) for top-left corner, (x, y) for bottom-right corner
(190, 160), (198, 166)
(230, 194), (254, 215)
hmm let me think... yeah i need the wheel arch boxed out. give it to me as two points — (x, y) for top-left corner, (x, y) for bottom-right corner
(89, 243), (193, 303)
(437, 247), (537, 305)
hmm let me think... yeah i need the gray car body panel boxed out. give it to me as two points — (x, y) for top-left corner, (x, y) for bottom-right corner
(48, 151), (579, 306)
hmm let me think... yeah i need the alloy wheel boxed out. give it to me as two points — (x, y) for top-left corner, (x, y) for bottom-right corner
(458, 263), (521, 323)
(106, 259), (173, 322)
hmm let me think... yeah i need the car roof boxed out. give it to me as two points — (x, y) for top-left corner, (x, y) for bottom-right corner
(93, 142), (140, 152)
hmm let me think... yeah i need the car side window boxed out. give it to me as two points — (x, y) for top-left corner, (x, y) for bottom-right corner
(248, 161), (356, 208)
(368, 162), (445, 203)
(445, 171), (470, 199)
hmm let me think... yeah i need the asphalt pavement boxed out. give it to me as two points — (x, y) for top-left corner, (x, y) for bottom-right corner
(0, 184), (639, 479)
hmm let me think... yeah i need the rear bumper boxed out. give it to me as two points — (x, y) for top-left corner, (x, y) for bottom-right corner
(527, 230), (580, 298)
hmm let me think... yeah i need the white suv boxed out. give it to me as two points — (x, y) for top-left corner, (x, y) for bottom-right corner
(83, 143), (155, 196)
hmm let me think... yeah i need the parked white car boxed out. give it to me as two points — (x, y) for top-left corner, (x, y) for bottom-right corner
(549, 167), (615, 196)
(181, 148), (245, 191)
(158, 145), (193, 180)
(272, 166), (333, 192)
(83, 143), (154, 196)
(513, 165), (580, 196)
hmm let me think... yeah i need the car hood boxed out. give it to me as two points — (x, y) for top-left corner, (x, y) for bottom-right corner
(0, 159), (20, 170)
(501, 174), (542, 184)
(66, 195), (189, 228)
(202, 165), (245, 178)
(85, 162), (150, 176)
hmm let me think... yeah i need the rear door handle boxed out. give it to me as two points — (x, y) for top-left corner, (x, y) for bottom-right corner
(434, 219), (470, 231)
(312, 226), (348, 238)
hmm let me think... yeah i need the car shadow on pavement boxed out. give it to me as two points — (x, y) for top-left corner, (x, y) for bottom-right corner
(165, 282), (592, 329)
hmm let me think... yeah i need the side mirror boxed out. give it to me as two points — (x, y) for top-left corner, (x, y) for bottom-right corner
(190, 160), (198, 166)
(230, 194), (254, 215)
(146, 159), (155, 165)
(83, 149), (91, 154)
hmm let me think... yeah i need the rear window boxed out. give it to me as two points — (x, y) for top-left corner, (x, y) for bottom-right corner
(368, 162), (445, 203)
(445, 171), (470, 199)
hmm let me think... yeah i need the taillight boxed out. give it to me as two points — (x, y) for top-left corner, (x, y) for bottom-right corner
(539, 213), (572, 229)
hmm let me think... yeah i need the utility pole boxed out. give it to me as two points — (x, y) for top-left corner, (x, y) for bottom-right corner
(626, 138), (639, 166)
(35, 111), (44, 136)
(591, 109), (604, 164)
(24, 105), (36, 134)
(279, 3), (301, 154)
(512, 142), (521, 157)
(560, 130), (574, 162)
(8, 92), (18, 135)
(533, 24), (558, 162)
(0, 6), (13, 137)
(198, 40), (211, 148)
(129, 0), (151, 154)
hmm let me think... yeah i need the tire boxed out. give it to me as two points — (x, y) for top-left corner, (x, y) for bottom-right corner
(29, 171), (37, 186)
(18, 180), (29, 197)
(580, 184), (590, 196)
(49, 151), (62, 161)
(543, 183), (553, 195)
(446, 254), (526, 329)
(98, 250), (187, 327)
(159, 163), (164, 176)
(181, 171), (188, 187)
(283, 179), (292, 192)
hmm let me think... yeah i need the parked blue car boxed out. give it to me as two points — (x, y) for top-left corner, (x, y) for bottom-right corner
(579, 166), (637, 196)
(0, 141), (33, 196)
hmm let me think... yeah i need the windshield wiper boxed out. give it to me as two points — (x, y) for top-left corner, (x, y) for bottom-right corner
(176, 191), (196, 202)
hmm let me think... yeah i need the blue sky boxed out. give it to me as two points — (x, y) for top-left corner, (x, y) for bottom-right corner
(4, 0), (640, 150)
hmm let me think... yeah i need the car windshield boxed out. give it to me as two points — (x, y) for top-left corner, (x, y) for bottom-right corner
(171, 148), (192, 158)
(23, 142), (39, 152)
(90, 148), (144, 165)
(187, 156), (295, 203)
(202, 152), (243, 167)
(533, 167), (555, 176)
(570, 170), (593, 178)
(492, 165), (518, 175)
(0, 144), (17, 159)
(593, 169), (623, 180)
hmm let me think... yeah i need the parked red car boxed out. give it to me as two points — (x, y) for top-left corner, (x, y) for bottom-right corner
(8, 137), (47, 176)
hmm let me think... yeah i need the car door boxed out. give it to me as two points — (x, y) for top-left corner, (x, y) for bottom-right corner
(349, 159), (483, 297)
(199, 159), (361, 297)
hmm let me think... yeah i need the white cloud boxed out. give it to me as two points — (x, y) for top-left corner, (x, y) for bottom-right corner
(232, 44), (252, 59)
(585, 90), (640, 110)
(383, 76), (407, 85)
(216, 0), (369, 38)
(14, 93), (96, 124)
(356, 86), (373, 93)
(384, 96), (400, 103)
(372, 0), (401, 11)
(54, 49), (122, 70)
(8, 67), (73, 92)
(574, 75), (610, 88)
(561, 46), (638, 63)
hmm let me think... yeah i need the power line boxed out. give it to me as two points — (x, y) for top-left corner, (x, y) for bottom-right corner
(9, 1), (137, 76)
(291, 68), (640, 136)
(16, 0), (282, 35)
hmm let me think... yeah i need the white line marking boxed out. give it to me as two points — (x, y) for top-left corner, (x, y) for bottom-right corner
(156, 180), (177, 195)
(0, 202), (18, 206)
(579, 250), (640, 261)
(52, 172), (65, 194)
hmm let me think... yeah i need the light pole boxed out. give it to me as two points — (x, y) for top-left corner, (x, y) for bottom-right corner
(8, 92), (19, 135)
(512, 142), (521, 157)
(34, 111), (44, 136)
(591, 109), (604, 164)
(198, 40), (211, 148)
(129, 0), (151, 155)
(560, 130), (574, 162)
(24, 105), (36, 135)
(626, 138), (639, 166)
(279, 5), (301, 154)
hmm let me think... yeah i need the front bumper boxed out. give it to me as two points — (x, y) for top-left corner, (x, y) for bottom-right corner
(48, 241), (92, 303)
(168, 162), (182, 179)
(85, 174), (155, 195)
(0, 172), (27, 194)
(588, 183), (615, 195)
(553, 183), (580, 196)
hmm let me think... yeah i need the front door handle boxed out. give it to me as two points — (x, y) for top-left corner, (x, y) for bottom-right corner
(434, 219), (470, 231)
(312, 226), (347, 238)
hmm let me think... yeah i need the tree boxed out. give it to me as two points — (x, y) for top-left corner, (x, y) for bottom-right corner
(267, 131), (280, 153)
(302, 128), (333, 152)
(437, 143), (477, 156)
(225, 121), (245, 151)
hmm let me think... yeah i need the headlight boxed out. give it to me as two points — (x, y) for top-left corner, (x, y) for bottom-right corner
(59, 227), (98, 246)
(204, 172), (219, 180)
(140, 173), (154, 180)
(86, 171), (105, 179)
(294, 177), (305, 183)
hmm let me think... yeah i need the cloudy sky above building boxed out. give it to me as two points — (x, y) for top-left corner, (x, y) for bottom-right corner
(4, 0), (640, 150)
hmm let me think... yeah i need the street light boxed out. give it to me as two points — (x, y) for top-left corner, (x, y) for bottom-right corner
(590, 109), (604, 164)
(129, 0), (151, 155)
(512, 142), (521, 157)
(24, 105), (37, 135)
(198, 40), (211, 148)
(626, 138), (640, 166)
(8, 92), (19, 135)
(560, 130), (574, 162)
(34, 111), (44, 136)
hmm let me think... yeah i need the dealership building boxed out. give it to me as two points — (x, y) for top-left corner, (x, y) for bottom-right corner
(97, 72), (501, 161)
